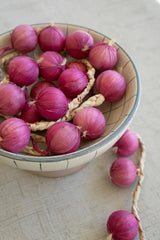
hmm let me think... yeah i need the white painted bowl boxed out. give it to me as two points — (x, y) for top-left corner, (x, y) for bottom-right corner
(0, 23), (140, 177)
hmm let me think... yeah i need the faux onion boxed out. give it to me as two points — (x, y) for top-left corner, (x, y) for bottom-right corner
(30, 80), (54, 99)
(0, 83), (26, 116)
(107, 210), (139, 240)
(20, 100), (42, 123)
(114, 130), (139, 157)
(46, 122), (81, 154)
(39, 25), (65, 52)
(8, 56), (39, 86)
(36, 87), (68, 120)
(110, 158), (137, 187)
(65, 30), (94, 59)
(73, 107), (106, 139)
(0, 118), (30, 153)
(37, 51), (65, 81)
(58, 69), (88, 98)
(96, 70), (126, 102)
(89, 42), (118, 71)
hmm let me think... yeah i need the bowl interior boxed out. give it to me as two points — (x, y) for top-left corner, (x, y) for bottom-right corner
(0, 23), (140, 161)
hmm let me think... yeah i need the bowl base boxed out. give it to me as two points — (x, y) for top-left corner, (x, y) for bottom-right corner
(28, 163), (88, 178)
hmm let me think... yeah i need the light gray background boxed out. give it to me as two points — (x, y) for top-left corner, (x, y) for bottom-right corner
(0, 0), (160, 239)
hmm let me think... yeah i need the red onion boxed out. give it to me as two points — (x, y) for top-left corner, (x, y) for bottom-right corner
(73, 107), (106, 139)
(96, 70), (126, 102)
(36, 87), (68, 120)
(58, 69), (88, 98)
(114, 130), (139, 157)
(67, 62), (87, 73)
(65, 30), (94, 59)
(89, 42), (118, 71)
(0, 118), (30, 153)
(38, 25), (65, 52)
(0, 83), (26, 116)
(8, 56), (39, 86)
(66, 97), (72, 104)
(30, 80), (54, 99)
(46, 122), (81, 154)
(20, 100), (42, 123)
(37, 51), (65, 81)
(110, 158), (137, 187)
(107, 210), (139, 240)
(0, 24), (37, 57)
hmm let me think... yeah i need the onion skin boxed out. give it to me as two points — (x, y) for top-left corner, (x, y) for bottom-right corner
(39, 26), (65, 52)
(107, 210), (139, 240)
(67, 62), (87, 73)
(38, 51), (65, 81)
(114, 130), (139, 157)
(30, 80), (54, 99)
(96, 70), (126, 102)
(36, 87), (68, 120)
(65, 30), (94, 59)
(110, 158), (137, 187)
(20, 100), (42, 123)
(0, 118), (30, 153)
(46, 122), (81, 154)
(73, 107), (106, 139)
(8, 56), (39, 87)
(58, 69), (88, 98)
(0, 83), (26, 116)
(11, 25), (38, 52)
(89, 42), (118, 71)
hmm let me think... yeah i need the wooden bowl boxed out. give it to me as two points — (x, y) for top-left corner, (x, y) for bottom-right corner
(0, 23), (140, 177)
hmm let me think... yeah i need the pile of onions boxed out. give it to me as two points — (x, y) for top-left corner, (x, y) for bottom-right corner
(0, 24), (37, 57)
(8, 56), (39, 86)
(46, 122), (81, 154)
(35, 87), (68, 120)
(65, 30), (94, 59)
(110, 157), (137, 187)
(58, 69), (88, 98)
(0, 83), (26, 116)
(113, 130), (139, 157)
(20, 100), (42, 123)
(37, 51), (65, 81)
(30, 80), (54, 99)
(39, 25), (65, 52)
(73, 107), (106, 139)
(96, 70), (126, 102)
(0, 118), (30, 153)
(89, 42), (118, 71)
(107, 210), (139, 240)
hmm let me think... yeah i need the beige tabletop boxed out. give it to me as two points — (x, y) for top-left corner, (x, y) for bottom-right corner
(0, 1), (160, 239)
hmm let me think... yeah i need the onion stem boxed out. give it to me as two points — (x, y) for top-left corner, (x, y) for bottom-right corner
(106, 233), (112, 240)
(0, 136), (3, 141)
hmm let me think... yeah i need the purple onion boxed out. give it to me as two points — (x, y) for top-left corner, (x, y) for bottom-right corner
(30, 80), (54, 99)
(0, 118), (30, 153)
(8, 56), (39, 86)
(58, 69), (88, 98)
(39, 26), (65, 52)
(0, 83), (26, 116)
(46, 122), (81, 154)
(65, 30), (94, 59)
(36, 87), (68, 120)
(20, 100), (42, 123)
(37, 51), (65, 81)
(67, 62), (87, 73)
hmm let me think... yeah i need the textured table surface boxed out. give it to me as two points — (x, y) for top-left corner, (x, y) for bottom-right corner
(0, 0), (160, 239)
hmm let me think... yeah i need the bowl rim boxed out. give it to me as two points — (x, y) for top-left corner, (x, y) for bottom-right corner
(0, 22), (140, 162)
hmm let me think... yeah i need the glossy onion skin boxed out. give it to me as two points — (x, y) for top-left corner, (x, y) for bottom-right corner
(8, 56), (39, 86)
(30, 80), (54, 99)
(96, 70), (126, 102)
(0, 83), (26, 116)
(46, 122), (81, 154)
(110, 158), (137, 187)
(39, 26), (65, 52)
(107, 210), (139, 240)
(20, 101), (42, 123)
(0, 118), (30, 153)
(36, 87), (68, 120)
(67, 62), (87, 73)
